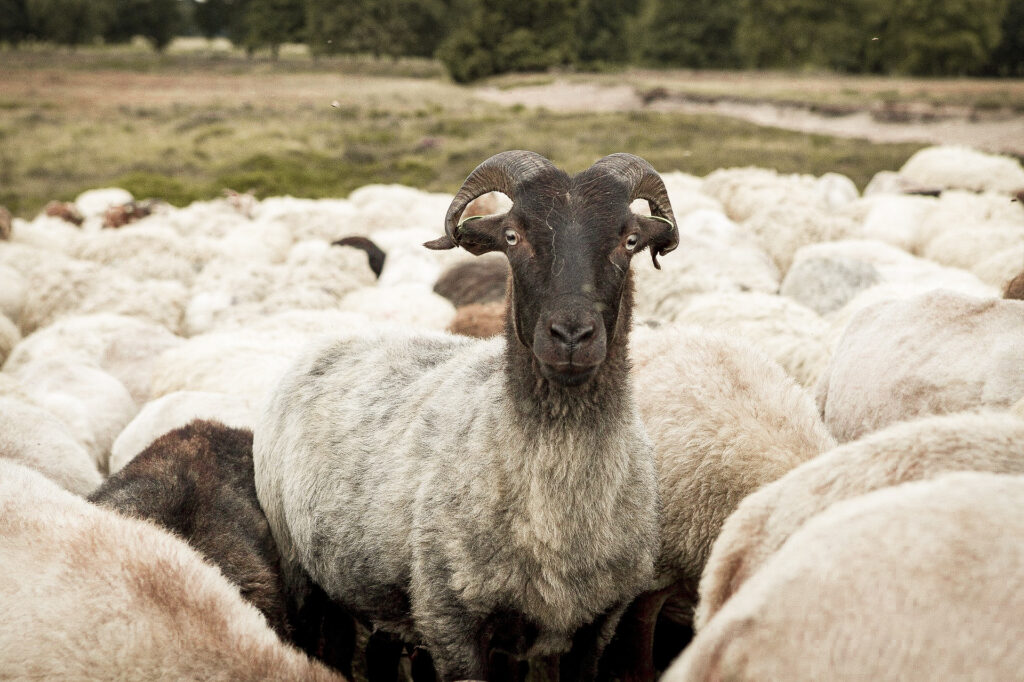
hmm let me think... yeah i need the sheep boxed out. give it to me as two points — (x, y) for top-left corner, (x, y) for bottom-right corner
(896, 144), (1024, 194)
(254, 196), (360, 243)
(90, 420), (290, 636)
(1007, 270), (1024, 299)
(371, 226), (477, 288)
(0, 396), (102, 495)
(780, 239), (998, 326)
(0, 205), (11, 240)
(817, 290), (1024, 442)
(741, 203), (859, 275)
(448, 301), (506, 338)
(332, 235), (386, 278)
(921, 224), (1024, 275)
(44, 200), (84, 225)
(696, 410), (1024, 629)
(338, 283), (457, 331)
(0, 313), (19, 366)
(6, 359), (137, 472)
(433, 253), (510, 307)
(603, 324), (835, 678)
(972, 242), (1024, 290)
(667, 472), (1024, 682)
(75, 186), (134, 219)
(70, 222), (213, 285)
(853, 193), (937, 253)
(671, 292), (832, 388)
(109, 391), (255, 474)
(700, 167), (855, 223)
(254, 151), (680, 681)
(3, 313), (183, 404)
(632, 209), (780, 322)
(0, 264), (27, 326)
(102, 198), (163, 228)
(0, 459), (344, 681)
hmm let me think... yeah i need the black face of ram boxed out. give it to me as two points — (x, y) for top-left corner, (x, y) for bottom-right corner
(426, 151), (678, 387)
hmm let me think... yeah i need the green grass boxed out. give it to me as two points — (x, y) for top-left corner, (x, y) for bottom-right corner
(0, 47), (931, 217)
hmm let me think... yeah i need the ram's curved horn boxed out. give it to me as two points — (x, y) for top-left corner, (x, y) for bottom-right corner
(442, 150), (556, 245)
(591, 152), (679, 261)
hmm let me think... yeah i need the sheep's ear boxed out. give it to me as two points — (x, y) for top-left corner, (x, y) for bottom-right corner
(424, 214), (506, 256)
(636, 215), (678, 270)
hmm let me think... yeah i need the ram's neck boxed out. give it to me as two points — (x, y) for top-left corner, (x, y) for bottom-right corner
(502, 275), (636, 434)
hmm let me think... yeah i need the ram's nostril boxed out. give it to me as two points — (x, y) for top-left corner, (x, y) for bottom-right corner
(550, 322), (595, 346)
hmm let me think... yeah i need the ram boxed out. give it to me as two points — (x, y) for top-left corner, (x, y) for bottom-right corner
(254, 151), (678, 681)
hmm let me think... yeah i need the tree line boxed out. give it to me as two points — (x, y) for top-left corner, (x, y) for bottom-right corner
(1, 0), (1022, 79)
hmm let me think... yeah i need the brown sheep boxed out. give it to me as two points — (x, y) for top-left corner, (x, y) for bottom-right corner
(1004, 270), (1024, 300)
(448, 301), (506, 338)
(102, 199), (162, 229)
(43, 200), (84, 225)
(433, 254), (510, 307)
(89, 420), (290, 637)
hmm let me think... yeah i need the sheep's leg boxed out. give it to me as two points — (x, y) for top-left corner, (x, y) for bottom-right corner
(559, 603), (627, 682)
(598, 586), (674, 682)
(365, 629), (407, 682)
(419, 612), (489, 682)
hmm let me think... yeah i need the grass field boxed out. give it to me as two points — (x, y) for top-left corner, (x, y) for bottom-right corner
(6, 41), (1001, 217)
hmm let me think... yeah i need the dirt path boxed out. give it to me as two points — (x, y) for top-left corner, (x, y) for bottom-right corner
(475, 81), (1024, 157)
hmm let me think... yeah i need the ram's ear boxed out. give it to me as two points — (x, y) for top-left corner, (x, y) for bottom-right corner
(635, 215), (678, 269)
(423, 214), (507, 256)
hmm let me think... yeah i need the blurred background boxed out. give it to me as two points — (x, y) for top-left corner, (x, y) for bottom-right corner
(2, 0), (1022, 216)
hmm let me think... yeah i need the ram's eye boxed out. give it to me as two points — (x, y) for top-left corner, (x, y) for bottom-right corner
(505, 229), (519, 246)
(625, 234), (639, 251)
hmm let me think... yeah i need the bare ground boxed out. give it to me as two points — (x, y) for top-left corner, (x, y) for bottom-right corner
(475, 80), (1024, 157)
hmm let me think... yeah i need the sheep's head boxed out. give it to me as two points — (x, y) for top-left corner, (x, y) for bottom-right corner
(427, 150), (677, 386)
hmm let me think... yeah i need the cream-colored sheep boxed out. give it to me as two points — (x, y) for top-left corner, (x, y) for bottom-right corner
(667, 472), (1024, 682)
(920, 225), (1024, 275)
(0, 313), (19, 366)
(696, 411), (1024, 628)
(973, 242), (1024, 290)
(0, 459), (344, 681)
(897, 145), (1024, 194)
(0, 396), (102, 495)
(71, 223), (213, 285)
(338, 284), (457, 331)
(672, 292), (832, 387)
(4, 313), (183, 404)
(7, 359), (137, 473)
(108, 390), (256, 474)
(817, 290), (1024, 442)
(743, 203), (859, 275)
(0, 264), (26, 327)
(614, 325), (835, 675)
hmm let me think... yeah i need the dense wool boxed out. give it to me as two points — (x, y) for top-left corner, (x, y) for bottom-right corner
(433, 254), (510, 307)
(0, 395), (102, 495)
(90, 420), (290, 637)
(255, 329), (657, 676)
(668, 473), (1024, 682)
(818, 290), (1024, 441)
(696, 411), (1024, 628)
(0, 460), (343, 681)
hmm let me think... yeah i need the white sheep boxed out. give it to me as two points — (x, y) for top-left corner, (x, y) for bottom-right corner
(0, 313), (20, 367)
(696, 410), (1024, 628)
(817, 289), (1024, 442)
(896, 144), (1024, 194)
(109, 390), (256, 474)
(700, 167), (855, 223)
(667, 472), (1024, 682)
(0, 395), (102, 495)
(3, 313), (183, 404)
(338, 283), (457, 331)
(742, 203), (859, 275)
(254, 196), (362, 243)
(671, 292), (832, 387)
(6, 359), (137, 472)
(973, 242), (1024, 290)
(607, 324), (834, 677)
(0, 264), (26, 327)
(74, 186), (134, 220)
(632, 210), (780, 322)
(70, 222), (214, 286)
(0, 459), (344, 681)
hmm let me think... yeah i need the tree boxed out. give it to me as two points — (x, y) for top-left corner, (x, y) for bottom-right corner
(436, 0), (576, 82)
(636, 0), (742, 68)
(305, 0), (449, 59)
(575, 0), (638, 65)
(240, 0), (304, 57)
(104, 0), (183, 51)
(194, 0), (232, 38)
(864, 0), (1009, 75)
(734, 0), (866, 71)
(25, 0), (114, 47)
(0, 0), (33, 45)
(986, 0), (1024, 75)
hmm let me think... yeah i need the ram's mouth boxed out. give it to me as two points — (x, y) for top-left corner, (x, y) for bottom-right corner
(537, 360), (599, 387)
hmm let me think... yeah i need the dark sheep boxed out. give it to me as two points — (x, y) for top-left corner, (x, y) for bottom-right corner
(102, 199), (162, 229)
(89, 419), (290, 638)
(447, 301), (506, 339)
(432, 255), (510, 307)
(44, 201), (84, 226)
(1005, 270), (1024, 300)
(332, 236), (386, 278)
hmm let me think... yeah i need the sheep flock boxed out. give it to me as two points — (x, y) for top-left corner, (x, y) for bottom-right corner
(1, 143), (1023, 681)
